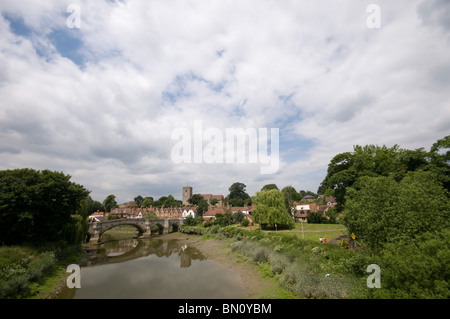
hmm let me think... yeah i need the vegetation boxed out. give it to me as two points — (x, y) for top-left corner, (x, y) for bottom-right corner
(180, 225), (369, 298)
(103, 194), (118, 213)
(0, 168), (90, 245)
(318, 136), (449, 212)
(225, 182), (252, 206)
(252, 189), (294, 229)
(323, 136), (450, 298)
(0, 242), (85, 298)
(178, 136), (449, 299)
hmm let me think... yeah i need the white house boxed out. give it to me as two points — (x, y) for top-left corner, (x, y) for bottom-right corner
(182, 207), (196, 218)
(295, 204), (310, 211)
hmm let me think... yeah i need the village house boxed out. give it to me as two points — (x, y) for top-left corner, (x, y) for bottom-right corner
(301, 195), (316, 202)
(203, 205), (254, 223)
(108, 205), (197, 220)
(293, 198), (335, 222)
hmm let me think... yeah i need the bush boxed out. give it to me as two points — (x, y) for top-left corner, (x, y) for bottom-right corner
(0, 249), (56, 298)
(269, 252), (290, 275)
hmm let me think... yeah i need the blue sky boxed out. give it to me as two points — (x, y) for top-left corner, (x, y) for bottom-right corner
(0, 0), (449, 203)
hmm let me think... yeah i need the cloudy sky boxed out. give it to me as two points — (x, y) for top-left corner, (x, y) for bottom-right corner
(1, 0), (449, 203)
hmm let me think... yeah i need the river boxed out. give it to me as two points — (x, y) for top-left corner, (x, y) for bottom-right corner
(56, 232), (246, 299)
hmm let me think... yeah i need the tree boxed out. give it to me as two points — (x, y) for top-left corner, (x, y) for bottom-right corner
(261, 184), (279, 191)
(134, 195), (144, 207)
(86, 196), (104, 214)
(344, 170), (450, 252)
(210, 198), (218, 206)
(103, 194), (118, 212)
(188, 194), (204, 205)
(233, 211), (245, 224)
(307, 212), (327, 224)
(141, 196), (154, 207)
(196, 199), (209, 217)
(317, 141), (445, 212)
(281, 186), (300, 214)
(252, 189), (294, 229)
(143, 212), (158, 219)
(226, 182), (251, 206)
(0, 168), (90, 245)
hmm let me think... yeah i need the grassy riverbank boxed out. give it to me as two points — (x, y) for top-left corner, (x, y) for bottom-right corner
(180, 224), (373, 299)
(0, 242), (86, 299)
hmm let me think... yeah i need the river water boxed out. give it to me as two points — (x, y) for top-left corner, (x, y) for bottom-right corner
(57, 233), (246, 299)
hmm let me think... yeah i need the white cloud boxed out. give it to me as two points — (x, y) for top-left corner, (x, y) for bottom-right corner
(0, 0), (448, 202)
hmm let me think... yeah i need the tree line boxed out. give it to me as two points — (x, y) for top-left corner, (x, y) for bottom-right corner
(319, 135), (449, 298)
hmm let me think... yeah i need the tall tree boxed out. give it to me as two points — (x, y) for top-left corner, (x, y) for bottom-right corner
(252, 189), (294, 229)
(261, 184), (279, 191)
(188, 194), (205, 205)
(141, 196), (154, 207)
(134, 195), (144, 207)
(344, 170), (450, 252)
(0, 168), (90, 244)
(103, 194), (118, 212)
(227, 182), (251, 206)
(317, 139), (448, 212)
(281, 186), (300, 214)
(196, 199), (209, 218)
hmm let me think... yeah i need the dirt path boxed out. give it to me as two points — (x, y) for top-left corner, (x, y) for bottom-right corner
(162, 232), (287, 299)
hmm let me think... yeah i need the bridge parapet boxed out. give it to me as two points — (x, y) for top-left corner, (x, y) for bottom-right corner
(87, 218), (184, 243)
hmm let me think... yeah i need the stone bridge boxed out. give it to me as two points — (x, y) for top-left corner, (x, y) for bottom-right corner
(87, 218), (184, 243)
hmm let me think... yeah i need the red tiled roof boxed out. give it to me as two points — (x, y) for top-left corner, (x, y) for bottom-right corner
(204, 206), (227, 216)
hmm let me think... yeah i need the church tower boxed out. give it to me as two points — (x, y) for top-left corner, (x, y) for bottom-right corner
(182, 186), (193, 205)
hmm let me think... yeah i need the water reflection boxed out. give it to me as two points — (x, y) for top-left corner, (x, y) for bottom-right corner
(83, 235), (206, 269)
(57, 235), (245, 299)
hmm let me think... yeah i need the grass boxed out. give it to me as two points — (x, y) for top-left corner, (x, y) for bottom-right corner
(240, 222), (348, 243)
(182, 224), (371, 299)
(0, 242), (86, 299)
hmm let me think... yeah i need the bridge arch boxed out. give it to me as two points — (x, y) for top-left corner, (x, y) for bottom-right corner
(101, 222), (146, 237)
(87, 218), (185, 243)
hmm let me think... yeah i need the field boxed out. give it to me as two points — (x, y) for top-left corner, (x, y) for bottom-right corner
(241, 222), (348, 243)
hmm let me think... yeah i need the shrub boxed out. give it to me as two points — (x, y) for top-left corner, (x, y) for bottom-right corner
(269, 252), (290, 275)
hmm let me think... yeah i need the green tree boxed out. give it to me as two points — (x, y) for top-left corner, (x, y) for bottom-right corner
(0, 168), (90, 245)
(196, 199), (209, 217)
(281, 185), (300, 214)
(261, 184), (279, 191)
(86, 196), (105, 214)
(233, 211), (244, 224)
(188, 194), (205, 205)
(141, 196), (154, 207)
(134, 195), (144, 207)
(143, 212), (158, 219)
(318, 142), (442, 211)
(307, 212), (327, 224)
(226, 182), (251, 206)
(103, 194), (118, 212)
(373, 230), (450, 298)
(344, 170), (450, 252)
(252, 189), (294, 229)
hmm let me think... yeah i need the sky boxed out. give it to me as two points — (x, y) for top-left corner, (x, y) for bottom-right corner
(0, 0), (449, 203)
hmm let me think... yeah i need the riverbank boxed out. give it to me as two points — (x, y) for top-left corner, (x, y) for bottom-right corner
(162, 232), (295, 299)
(0, 243), (87, 299)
